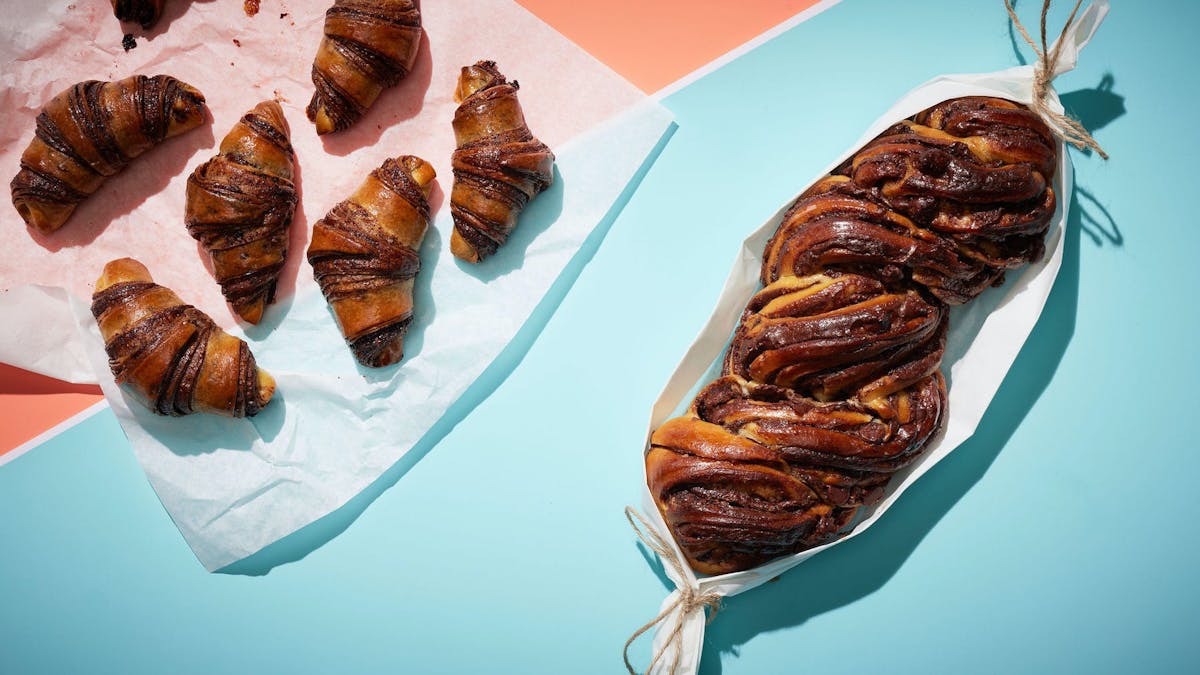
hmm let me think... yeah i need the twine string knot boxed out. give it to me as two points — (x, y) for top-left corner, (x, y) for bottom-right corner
(1004, 0), (1108, 158)
(623, 507), (722, 675)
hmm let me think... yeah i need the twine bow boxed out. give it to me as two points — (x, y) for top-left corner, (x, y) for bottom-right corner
(1004, 0), (1108, 158)
(623, 507), (722, 675)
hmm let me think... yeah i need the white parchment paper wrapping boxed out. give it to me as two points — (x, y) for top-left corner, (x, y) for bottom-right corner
(633, 4), (1108, 673)
(0, 0), (673, 570)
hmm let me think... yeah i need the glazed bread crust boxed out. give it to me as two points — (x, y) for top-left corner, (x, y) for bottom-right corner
(648, 97), (1057, 575)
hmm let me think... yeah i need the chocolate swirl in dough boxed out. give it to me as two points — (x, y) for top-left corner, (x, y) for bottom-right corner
(648, 97), (1057, 575)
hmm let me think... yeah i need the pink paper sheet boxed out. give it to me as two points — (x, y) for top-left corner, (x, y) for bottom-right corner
(0, 0), (673, 571)
(0, 0), (639, 321)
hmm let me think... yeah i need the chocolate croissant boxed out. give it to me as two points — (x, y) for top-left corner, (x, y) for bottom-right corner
(306, 0), (423, 135)
(111, 0), (166, 28)
(91, 258), (275, 417)
(307, 155), (435, 367)
(11, 75), (207, 235)
(449, 61), (555, 264)
(186, 100), (297, 325)
(648, 97), (1057, 575)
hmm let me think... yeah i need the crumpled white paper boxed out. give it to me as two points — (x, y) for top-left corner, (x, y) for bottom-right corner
(632, 3), (1108, 673)
(0, 0), (673, 570)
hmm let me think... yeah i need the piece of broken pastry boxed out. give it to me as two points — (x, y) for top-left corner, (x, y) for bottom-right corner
(449, 60), (555, 264)
(91, 258), (275, 417)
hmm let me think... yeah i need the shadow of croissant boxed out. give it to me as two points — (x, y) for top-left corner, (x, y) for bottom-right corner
(130, 383), (286, 457)
(217, 121), (678, 577)
(27, 118), (216, 253)
(693, 186), (1095, 674)
(454, 164), (567, 283)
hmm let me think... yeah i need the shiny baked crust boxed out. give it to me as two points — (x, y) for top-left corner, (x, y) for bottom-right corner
(648, 97), (1056, 574)
(307, 155), (435, 367)
(307, 0), (423, 135)
(186, 100), (297, 325)
(11, 75), (206, 235)
(449, 61), (555, 264)
(649, 372), (945, 575)
(91, 258), (275, 417)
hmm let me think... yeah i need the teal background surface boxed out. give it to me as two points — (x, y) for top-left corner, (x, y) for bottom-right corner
(3, 0), (1197, 672)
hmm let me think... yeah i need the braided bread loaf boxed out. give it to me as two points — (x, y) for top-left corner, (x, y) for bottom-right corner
(647, 97), (1057, 575)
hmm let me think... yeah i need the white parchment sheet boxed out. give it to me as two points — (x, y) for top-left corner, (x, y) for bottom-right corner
(632, 3), (1109, 673)
(0, 0), (673, 570)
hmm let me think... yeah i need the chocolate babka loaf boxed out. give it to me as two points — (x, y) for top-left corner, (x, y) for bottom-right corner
(646, 97), (1057, 575)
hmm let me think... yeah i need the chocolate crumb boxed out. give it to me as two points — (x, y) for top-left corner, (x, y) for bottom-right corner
(280, 13), (289, 19)
(233, 38), (241, 47)
(122, 34), (137, 51)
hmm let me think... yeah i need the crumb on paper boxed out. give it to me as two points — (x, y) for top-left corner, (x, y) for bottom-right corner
(67, 3), (76, 9)
(244, 0), (261, 17)
(233, 38), (242, 47)
(122, 34), (137, 51)
(273, 89), (290, 103)
(280, 13), (289, 19)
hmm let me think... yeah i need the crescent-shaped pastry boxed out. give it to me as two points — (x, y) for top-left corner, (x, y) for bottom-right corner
(91, 258), (275, 418)
(186, 100), (297, 325)
(307, 155), (435, 367)
(11, 75), (207, 235)
(449, 61), (555, 264)
(306, 0), (423, 135)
